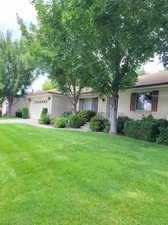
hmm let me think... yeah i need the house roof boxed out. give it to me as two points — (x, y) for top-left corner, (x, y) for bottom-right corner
(135, 71), (168, 88)
(27, 71), (168, 97)
(28, 89), (62, 97)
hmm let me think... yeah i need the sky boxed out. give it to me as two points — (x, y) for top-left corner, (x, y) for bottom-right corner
(0, 0), (165, 92)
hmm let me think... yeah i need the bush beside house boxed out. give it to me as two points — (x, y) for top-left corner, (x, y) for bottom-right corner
(119, 115), (168, 145)
(55, 117), (69, 128)
(39, 108), (51, 125)
(90, 116), (110, 133)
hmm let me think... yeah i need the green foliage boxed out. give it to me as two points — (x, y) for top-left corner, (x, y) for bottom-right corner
(69, 115), (83, 128)
(15, 111), (22, 118)
(55, 117), (69, 128)
(90, 116), (110, 133)
(39, 108), (51, 124)
(39, 114), (51, 125)
(117, 116), (132, 134)
(157, 127), (168, 145)
(21, 107), (29, 119)
(61, 112), (73, 118)
(0, 31), (36, 115)
(124, 117), (168, 142)
(19, 0), (102, 113)
(78, 110), (96, 124)
(41, 108), (48, 116)
(124, 120), (153, 141)
(42, 80), (58, 91)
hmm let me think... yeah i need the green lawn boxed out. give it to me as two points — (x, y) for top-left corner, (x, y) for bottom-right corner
(0, 124), (168, 225)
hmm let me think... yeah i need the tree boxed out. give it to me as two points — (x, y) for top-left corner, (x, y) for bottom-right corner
(0, 31), (36, 115)
(20, 0), (100, 114)
(136, 67), (146, 76)
(42, 80), (58, 91)
(87, 0), (168, 133)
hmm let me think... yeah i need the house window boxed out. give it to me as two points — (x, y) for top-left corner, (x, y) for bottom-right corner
(136, 92), (152, 111)
(83, 99), (92, 110)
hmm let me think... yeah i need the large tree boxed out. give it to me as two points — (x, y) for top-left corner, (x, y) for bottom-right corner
(0, 31), (36, 115)
(19, 0), (100, 114)
(42, 80), (58, 91)
(87, 0), (168, 133)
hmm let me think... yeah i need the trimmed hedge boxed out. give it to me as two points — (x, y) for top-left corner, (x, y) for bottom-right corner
(55, 117), (69, 128)
(123, 120), (154, 141)
(21, 107), (29, 119)
(123, 116), (168, 142)
(90, 116), (110, 133)
(78, 110), (96, 124)
(117, 116), (132, 134)
(157, 127), (168, 145)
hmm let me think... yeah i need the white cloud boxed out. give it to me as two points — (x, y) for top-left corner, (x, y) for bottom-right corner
(0, 0), (37, 39)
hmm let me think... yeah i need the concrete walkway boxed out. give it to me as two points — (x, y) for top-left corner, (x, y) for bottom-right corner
(0, 119), (87, 131)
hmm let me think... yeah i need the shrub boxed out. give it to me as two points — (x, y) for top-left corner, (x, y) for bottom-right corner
(39, 108), (51, 124)
(21, 107), (29, 119)
(150, 119), (168, 142)
(69, 114), (83, 128)
(90, 116), (110, 132)
(123, 120), (152, 141)
(78, 110), (96, 124)
(61, 112), (73, 118)
(117, 116), (132, 134)
(16, 110), (22, 118)
(39, 114), (51, 124)
(55, 117), (69, 128)
(41, 108), (48, 116)
(123, 117), (168, 142)
(157, 127), (168, 145)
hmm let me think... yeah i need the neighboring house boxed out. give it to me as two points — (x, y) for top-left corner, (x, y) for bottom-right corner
(2, 71), (168, 120)
(2, 98), (30, 116)
(28, 90), (72, 119)
(2, 89), (72, 119)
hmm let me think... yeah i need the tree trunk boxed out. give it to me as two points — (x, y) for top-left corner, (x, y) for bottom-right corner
(72, 100), (78, 115)
(7, 97), (13, 116)
(109, 93), (119, 134)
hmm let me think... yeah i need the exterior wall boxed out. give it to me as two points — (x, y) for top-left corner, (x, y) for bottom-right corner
(29, 94), (52, 119)
(118, 86), (168, 120)
(97, 97), (108, 117)
(77, 94), (107, 116)
(2, 98), (29, 116)
(51, 95), (72, 119)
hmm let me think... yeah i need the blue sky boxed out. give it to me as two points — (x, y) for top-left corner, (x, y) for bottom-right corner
(0, 0), (164, 91)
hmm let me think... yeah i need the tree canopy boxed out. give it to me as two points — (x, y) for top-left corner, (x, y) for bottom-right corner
(42, 80), (58, 91)
(89, 0), (168, 132)
(0, 31), (36, 115)
(19, 0), (168, 132)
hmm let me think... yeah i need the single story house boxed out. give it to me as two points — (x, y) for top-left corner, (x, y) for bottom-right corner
(2, 71), (168, 120)
(2, 89), (72, 119)
(77, 71), (168, 120)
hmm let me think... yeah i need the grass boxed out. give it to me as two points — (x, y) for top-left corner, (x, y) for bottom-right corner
(0, 116), (21, 119)
(0, 124), (168, 225)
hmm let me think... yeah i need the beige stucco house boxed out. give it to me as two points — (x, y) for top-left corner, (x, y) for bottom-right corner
(77, 71), (168, 120)
(2, 71), (168, 121)
(2, 90), (72, 119)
